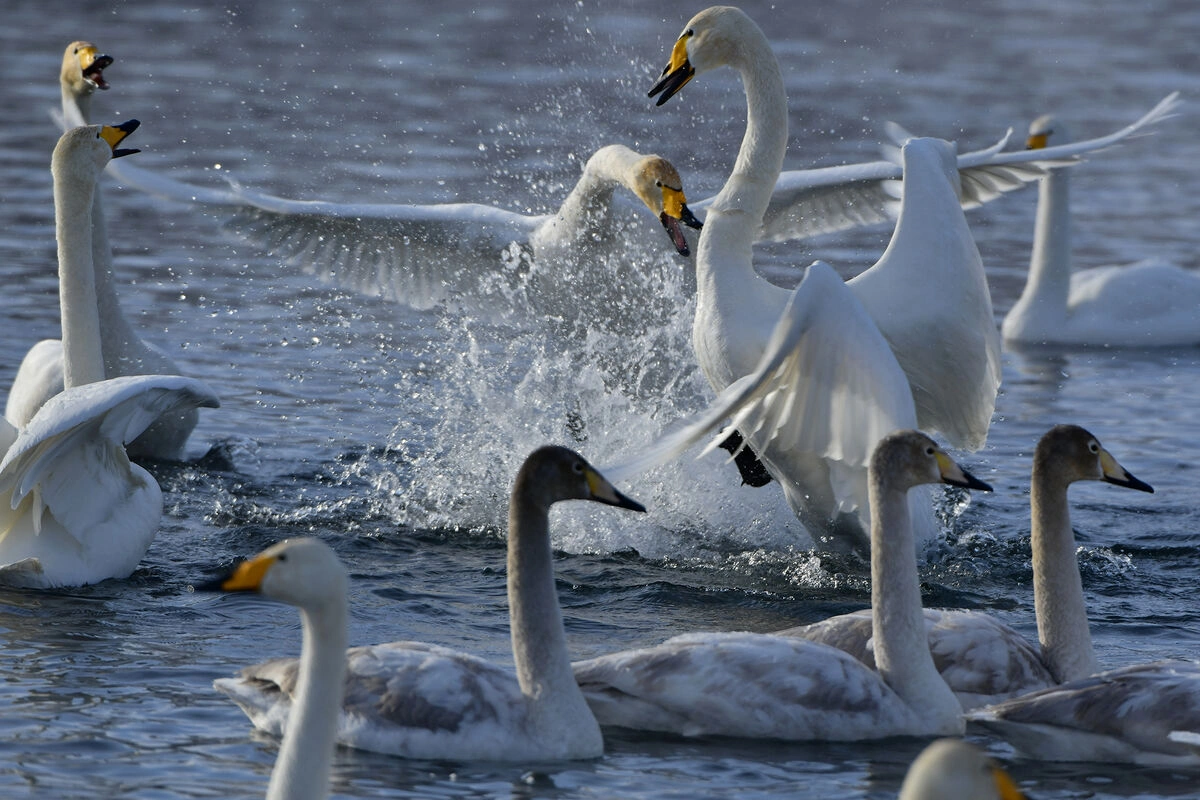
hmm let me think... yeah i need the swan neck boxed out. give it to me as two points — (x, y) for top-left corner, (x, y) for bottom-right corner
(54, 159), (106, 387)
(267, 599), (348, 800)
(710, 35), (788, 222)
(88, 193), (140, 374)
(870, 481), (960, 722)
(507, 496), (590, 714)
(1020, 170), (1072, 312)
(62, 91), (89, 129)
(1030, 463), (1097, 682)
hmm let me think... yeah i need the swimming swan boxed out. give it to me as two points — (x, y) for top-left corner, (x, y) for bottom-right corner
(967, 660), (1200, 766)
(203, 537), (347, 800)
(213, 446), (644, 761)
(640, 6), (1000, 550)
(778, 424), (1154, 710)
(575, 430), (988, 740)
(1001, 101), (1200, 346)
(0, 125), (219, 588)
(109, 140), (703, 311)
(5, 42), (203, 461)
(899, 738), (1027, 800)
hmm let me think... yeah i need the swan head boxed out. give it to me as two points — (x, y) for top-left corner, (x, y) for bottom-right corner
(514, 446), (646, 514)
(898, 739), (1027, 800)
(871, 430), (993, 494)
(1034, 424), (1153, 493)
(200, 537), (348, 611)
(648, 6), (760, 105)
(631, 156), (703, 256)
(53, 120), (141, 181)
(1026, 114), (1065, 150)
(61, 41), (113, 99)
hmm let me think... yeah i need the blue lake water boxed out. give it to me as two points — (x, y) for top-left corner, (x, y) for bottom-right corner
(2, 0), (1200, 797)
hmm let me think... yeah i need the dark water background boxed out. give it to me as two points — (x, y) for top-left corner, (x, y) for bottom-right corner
(1, 0), (1199, 796)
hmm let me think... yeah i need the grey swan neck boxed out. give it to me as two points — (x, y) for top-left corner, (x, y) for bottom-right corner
(1031, 454), (1098, 683)
(507, 487), (601, 746)
(869, 476), (960, 728)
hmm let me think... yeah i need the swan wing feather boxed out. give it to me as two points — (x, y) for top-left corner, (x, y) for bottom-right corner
(601, 261), (914, 484)
(107, 158), (543, 310)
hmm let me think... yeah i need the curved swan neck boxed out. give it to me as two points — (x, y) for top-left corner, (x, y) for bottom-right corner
(267, 599), (348, 800)
(869, 478), (960, 721)
(54, 154), (106, 388)
(551, 145), (639, 235)
(1030, 458), (1098, 682)
(707, 21), (788, 222)
(1017, 169), (1072, 317)
(506, 494), (593, 720)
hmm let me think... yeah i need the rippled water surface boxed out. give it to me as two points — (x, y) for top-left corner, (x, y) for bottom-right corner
(2, 0), (1200, 797)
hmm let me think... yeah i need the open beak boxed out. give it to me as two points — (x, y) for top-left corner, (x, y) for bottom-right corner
(659, 184), (703, 257)
(100, 119), (141, 159)
(79, 46), (113, 91)
(648, 34), (695, 106)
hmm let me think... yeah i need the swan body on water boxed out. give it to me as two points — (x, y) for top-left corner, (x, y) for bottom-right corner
(214, 446), (643, 761)
(6, 42), (205, 461)
(968, 659), (1200, 766)
(1001, 101), (1200, 347)
(779, 424), (1154, 709)
(204, 537), (348, 800)
(574, 430), (990, 741)
(0, 124), (219, 588)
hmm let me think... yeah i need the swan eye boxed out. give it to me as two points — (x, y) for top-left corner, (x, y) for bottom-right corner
(655, 179), (663, 187)
(572, 461), (586, 475)
(276, 553), (288, 562)
(925, 446), (935, 456)
(1088, 441), (1099, 454)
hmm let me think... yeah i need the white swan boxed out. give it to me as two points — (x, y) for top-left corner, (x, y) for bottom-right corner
(204, 537), (347, 800)
(574, 430), (989, 740)
(638, 6), (1000, 550)
(967, 660), (1200, 765)
(1001, 102), (1200, 346)
(109, 139), (703, 311)
(213, 446), (644, 761)
(5, 42), (202, 461)
(0, 125), (219, 588)
(777, 424), (1154, 710)
(899, 738), (1027, 800)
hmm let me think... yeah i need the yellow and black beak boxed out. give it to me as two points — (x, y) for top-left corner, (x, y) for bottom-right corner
(195, 552), (277, 593)
(78, 45), (114, 91)
(99, 119), (141, 159)
(659, 184), (703, 257)
(1025, 131), (1051, 150)
(1099, 448), (1154, 493)
(935, 451), (993, 492)
(648, 32), (695, 106)
(991, 761), (1028, 800)
(585, 467), (647, 513)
